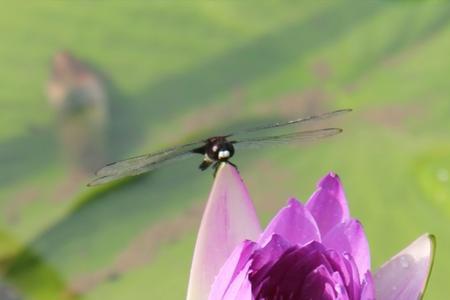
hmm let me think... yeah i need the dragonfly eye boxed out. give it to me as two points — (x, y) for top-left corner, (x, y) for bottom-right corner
(218, 150), (230, 159)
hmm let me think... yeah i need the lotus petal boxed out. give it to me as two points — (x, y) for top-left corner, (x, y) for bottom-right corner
(374, 234), (435, 300)
(186, 164), (261, 300)
(322, 219), (371, 280)
(306, 173), (350, 236)
(259, 198), (320, 246)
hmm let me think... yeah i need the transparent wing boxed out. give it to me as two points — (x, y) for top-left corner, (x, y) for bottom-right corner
(228, 109), (351, 137)
(88, 109), (350, 185)
(232, 128), (343, 149)
(88, 141), (204, 186)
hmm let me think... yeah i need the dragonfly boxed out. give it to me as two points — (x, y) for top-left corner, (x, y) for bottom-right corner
(88, 109), (351, 186)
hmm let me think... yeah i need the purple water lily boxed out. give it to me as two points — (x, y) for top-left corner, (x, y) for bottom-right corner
(187, 164), (435, 300)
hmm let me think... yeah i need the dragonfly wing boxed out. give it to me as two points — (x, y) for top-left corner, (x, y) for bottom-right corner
(228, 109), (351, 137)
(88, 141), (205, 186)
(88, 150), (197, 186)
(88, 173), (133, 186)
(232, 128), (343, 149)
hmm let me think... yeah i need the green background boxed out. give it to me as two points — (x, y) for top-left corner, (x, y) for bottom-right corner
(0, 1), (449, 299)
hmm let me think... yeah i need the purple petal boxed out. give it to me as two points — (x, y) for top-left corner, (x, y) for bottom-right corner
(187, 164), (262, 300)
(251, 234), (290, 271)
(250, 242), (331, 299)
(325, 250), (361, 299)
(300, 265), (336, 300)
(208, 240), (257, 300)
(342, 253), (361, 300)
(374, 234), (435, 300)
(306, 173), (350, 236)
(221, 261), (253, 300)
(322, 219), (371, 280)
(331, 271), (349, 299)
(259, 199), (321, 246)
(360, 272), (375, 300)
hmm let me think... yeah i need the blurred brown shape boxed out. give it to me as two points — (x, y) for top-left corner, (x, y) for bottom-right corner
(47, 51), (109, 174)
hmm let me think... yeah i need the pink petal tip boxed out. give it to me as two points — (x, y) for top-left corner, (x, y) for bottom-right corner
(374, 233), (435, 300)
(187, 164), (262, 300)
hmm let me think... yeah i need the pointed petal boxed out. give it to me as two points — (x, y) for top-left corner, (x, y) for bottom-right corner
(187, 164), (262, 300)
(221, 261), (253, 300)
(306, 173), (350, 236)
(374, 234), (436, 300)
(251, 234), (290, 271)
(360, 272), (375, 300)
(210, 235), (289, 300)
(259, 199), (321, 246)
(208, 240), (257, 300)
(322, 219), (371, 280)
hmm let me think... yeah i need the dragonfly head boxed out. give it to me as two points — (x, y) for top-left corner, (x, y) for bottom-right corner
(207, 137), (235, 162)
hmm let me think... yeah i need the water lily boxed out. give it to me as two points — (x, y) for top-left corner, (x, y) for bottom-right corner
(187, 164), (435, 300)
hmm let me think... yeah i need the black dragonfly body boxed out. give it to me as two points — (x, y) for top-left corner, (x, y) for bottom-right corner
(88, 109), (351, 186)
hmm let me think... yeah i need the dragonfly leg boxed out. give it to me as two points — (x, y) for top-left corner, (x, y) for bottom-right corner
(199, 160), (213, 171)
(226, 160), (238, 170)
(212, 161), (238, 177)
(212, 162), (220, 177)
